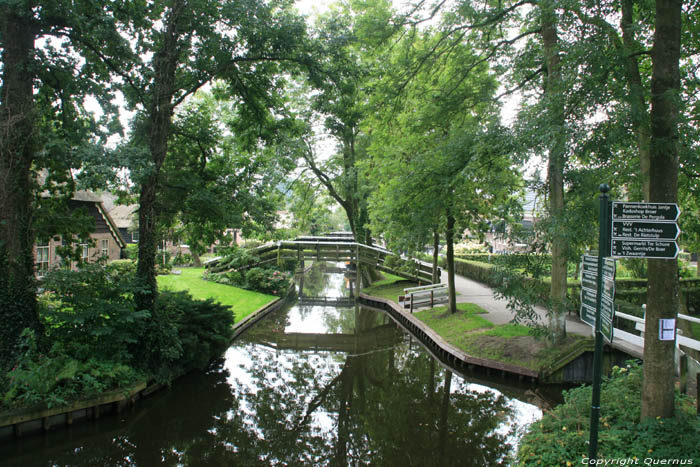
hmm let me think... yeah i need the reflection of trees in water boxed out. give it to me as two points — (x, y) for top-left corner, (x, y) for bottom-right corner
(298, 263), (337, 297)
(224, 323), (516, 466)
(8, 305), (519, 466)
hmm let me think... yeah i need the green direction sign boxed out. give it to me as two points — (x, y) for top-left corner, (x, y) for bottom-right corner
(612, 221), (680, 241)
(581, 287), (614, 320)
(581, 271), (615, 298)
(580, 304), (614, 342)
(611, 202), (680, 222)
(581, 255), (615, 280)
(611, 239), (679, 259)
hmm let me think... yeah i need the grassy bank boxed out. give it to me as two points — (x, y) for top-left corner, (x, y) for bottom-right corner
(363, 273), (591, 371)
(361, 273), (418, 301)
(158, 267), (277, 322)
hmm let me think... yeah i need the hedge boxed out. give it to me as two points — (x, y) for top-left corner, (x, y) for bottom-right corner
(446, 257), (700, 315)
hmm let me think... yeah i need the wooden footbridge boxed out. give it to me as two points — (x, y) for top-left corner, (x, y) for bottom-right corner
(207, 235), (438, 284)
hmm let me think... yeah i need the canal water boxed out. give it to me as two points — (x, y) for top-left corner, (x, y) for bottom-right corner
(1, 263), (546, 466)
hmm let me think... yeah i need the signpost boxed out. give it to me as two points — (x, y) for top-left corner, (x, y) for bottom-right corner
(586, 194), (682, 461)
(610, 202), (681, 259)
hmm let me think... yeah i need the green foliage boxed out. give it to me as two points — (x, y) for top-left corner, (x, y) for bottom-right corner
(518, 362), (700, 465)
(206, 266), (292, 296)
(107, 259), (137, 276)
(123, 244), (139, 260)
(1, 263), (236, 410)
(172, 253), (194, 266)
(2, 330), (141, 410)
(140, 291), (234, 380)
(38, 262), (149, 363)
(208, 247), (260, 273)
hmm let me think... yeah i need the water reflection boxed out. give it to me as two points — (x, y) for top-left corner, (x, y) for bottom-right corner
(0, 263), (541, 466)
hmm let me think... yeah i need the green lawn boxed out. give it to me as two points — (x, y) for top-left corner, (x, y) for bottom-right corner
(361, 273), (418, 301)
(157, 267), (277, 322)
(414, 303), (494, 342)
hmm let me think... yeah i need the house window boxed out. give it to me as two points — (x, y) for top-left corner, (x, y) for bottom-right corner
(131, 231), (139, 242)
(36, 241), (50, 274)
(81, 244), (89, 262)
(101, 239), (109, 258)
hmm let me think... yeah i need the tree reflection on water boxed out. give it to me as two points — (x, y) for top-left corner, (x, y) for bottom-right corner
(1, 266), (540, 466)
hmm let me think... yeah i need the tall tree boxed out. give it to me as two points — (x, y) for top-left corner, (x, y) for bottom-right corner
(365, 27), (519, 312)
(157, 90), (298, 264)
(113, 0), (309, 311)
(642, 0), (682, 419)
(0, 0), (132, 370)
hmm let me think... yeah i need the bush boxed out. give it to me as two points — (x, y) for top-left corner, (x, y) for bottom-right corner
(517, 362), (700, 465)
(172, 253), (194, 266)
(2, 263), (236, 410)
(38, 263), (149, 363)
(136, 291), (234, 381)
(244, 267), (291, 296)
(2, 330), (142, 410)
(107, 259), (137, 277)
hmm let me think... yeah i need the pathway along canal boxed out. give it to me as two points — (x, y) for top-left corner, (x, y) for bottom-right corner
(1, 263), (553, 466)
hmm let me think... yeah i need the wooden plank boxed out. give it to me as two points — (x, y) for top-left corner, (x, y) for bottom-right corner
(0, 382), (147, 428)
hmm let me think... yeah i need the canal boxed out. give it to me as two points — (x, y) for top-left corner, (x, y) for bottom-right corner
(0, 263), (547, 466)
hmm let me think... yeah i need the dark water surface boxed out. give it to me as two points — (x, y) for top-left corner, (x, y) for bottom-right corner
(1, 264), (544, 466)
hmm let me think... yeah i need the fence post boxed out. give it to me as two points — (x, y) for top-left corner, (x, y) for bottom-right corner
(430, 289), (434, 307)
(680, 354), (688, 394)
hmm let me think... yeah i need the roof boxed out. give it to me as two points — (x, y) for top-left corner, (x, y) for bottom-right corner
(106, 204), (138, 229)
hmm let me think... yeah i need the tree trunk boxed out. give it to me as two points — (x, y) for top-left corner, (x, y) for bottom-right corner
(641, 0), (681, 420)
(541, 1), (567, 344)
(0, 8), (41, 371)
(191, 251), (202, 267)
(621, 0), (652, 202)
(432, 230), (440, 284)
(438, 369), (452, 459)
(446, 212), (457, 314)
(135, 1), (183, 312)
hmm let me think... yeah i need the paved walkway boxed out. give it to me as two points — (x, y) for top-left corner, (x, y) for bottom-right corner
(439, 269), (593, 337)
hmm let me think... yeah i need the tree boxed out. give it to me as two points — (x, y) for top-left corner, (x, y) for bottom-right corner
(156, 90), (298, 264)
(111, 0), (310, 312)
(642, 0), (682, 420)
(0, 0), (132, 371)
(365, 27), (519, 313)
(300, 2), (394, 246)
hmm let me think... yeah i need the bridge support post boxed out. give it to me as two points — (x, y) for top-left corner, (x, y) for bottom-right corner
(355, 245), (360, 297)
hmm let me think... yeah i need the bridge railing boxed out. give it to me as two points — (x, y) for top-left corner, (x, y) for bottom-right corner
(614, 310), (700, 404)
(206, 240), (438, 283)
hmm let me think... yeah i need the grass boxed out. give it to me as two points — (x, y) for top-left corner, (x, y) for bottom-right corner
(157, 267), (277, 322)
(362, 274), (418, 301)
(413, 304), (494, 341)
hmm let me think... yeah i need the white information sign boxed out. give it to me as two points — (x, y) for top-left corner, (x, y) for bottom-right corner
(659, 319), (676, 341)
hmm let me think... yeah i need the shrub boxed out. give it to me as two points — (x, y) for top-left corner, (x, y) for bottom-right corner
(137, 291), (234, 380)
(39, 263), (149, 363)
(1, 264), (237, 410)
(107, 259), (137, 277)
(244, 267), (291, 296)
(517, 362), (700, 465)
(2, 330), (142, 410)
(172, 253), (194, 266)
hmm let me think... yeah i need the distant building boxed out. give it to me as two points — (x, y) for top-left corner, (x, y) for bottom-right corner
(34, 191), (126, 275)
(485, 190), (541, 254)
(101, 193), (139, 244)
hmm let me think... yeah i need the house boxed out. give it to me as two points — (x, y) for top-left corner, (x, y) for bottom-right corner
(34, 190), (126, 275)
(484, 190), (541, 254)
(100, 193), (139, 245)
